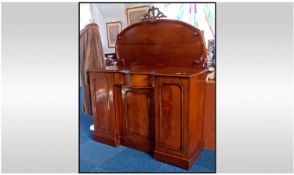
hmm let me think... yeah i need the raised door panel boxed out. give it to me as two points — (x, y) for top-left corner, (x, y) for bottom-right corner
(125, 91), (150, 140)
(121, 87), (154, 151)
(94, 77), (112, 133)
(155, 77), (188, 157)
(159, 83), (182, 151)
(89, 73), (115, 138)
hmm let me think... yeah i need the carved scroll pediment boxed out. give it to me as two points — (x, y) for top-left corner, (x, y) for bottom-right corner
(142, 6), (167, 23)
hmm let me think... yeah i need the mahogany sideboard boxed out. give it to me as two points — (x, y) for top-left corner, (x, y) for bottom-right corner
(88, 18), (208, 169)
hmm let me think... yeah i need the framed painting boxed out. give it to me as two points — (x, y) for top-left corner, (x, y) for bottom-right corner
(106, 21), (122, 48)
(126, 6), (150, 26)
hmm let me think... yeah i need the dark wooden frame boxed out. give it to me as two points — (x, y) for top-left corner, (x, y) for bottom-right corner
(106, 21), (122, 48)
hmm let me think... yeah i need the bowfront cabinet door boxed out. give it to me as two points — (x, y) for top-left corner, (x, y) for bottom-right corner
(121, 87), (154, 152)
(89, 72), (119, 146)
(154, 76), (189, 158)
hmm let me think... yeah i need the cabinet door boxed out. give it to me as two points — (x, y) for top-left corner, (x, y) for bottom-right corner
(89, 72), (117, 145)
(121, 87), (154, 152)
(154, 77), (189, 157)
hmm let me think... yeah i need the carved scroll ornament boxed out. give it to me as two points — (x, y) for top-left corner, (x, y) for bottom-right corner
(142, 6), (167, 22)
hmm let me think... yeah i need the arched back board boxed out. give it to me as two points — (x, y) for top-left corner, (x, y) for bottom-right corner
(115, 19), (207, 67)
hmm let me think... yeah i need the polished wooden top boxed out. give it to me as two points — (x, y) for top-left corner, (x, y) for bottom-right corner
(88, 66), (206, 77)
(115, 19), (207, 68)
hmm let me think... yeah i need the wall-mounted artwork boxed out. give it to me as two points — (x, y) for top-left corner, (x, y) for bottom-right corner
(126, 6), (150, 26)
(106, 21), (122, 48)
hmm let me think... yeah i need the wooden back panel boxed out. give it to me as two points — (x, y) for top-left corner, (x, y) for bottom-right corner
(115, 19), (207, 67)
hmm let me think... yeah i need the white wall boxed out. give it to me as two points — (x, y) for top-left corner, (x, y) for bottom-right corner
(91, 4), (127, 54)
(125, 3), (152, 9)
(103, 16), (126, 53)
(91, 5), (108, 53)
(91, 3), (152, 54)
(80, 3), (92, 30)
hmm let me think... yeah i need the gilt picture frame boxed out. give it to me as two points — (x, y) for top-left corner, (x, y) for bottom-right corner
(106, 21), (122, 48)
(126, 6), (150, 26)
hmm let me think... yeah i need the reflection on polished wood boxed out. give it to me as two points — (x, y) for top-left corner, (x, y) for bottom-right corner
(88, 19), (209, 169)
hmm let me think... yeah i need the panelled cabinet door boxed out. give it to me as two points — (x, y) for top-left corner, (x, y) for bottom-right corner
(121, 87), (154, 152)
(89, 72), (118, 146)
(154, 76), (189, 158)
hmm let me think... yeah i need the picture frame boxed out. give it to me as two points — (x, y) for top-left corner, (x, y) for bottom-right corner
(106, 21), (122, 48)
(126, 6), (150, 26)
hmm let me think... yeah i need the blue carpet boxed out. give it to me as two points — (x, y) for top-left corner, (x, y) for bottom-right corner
(79, 87), (216, 172)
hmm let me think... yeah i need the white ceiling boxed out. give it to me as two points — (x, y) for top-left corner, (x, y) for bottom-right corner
(93, 3), (125, 18)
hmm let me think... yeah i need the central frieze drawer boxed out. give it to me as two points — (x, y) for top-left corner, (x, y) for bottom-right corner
(123, 74), (152, 88)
